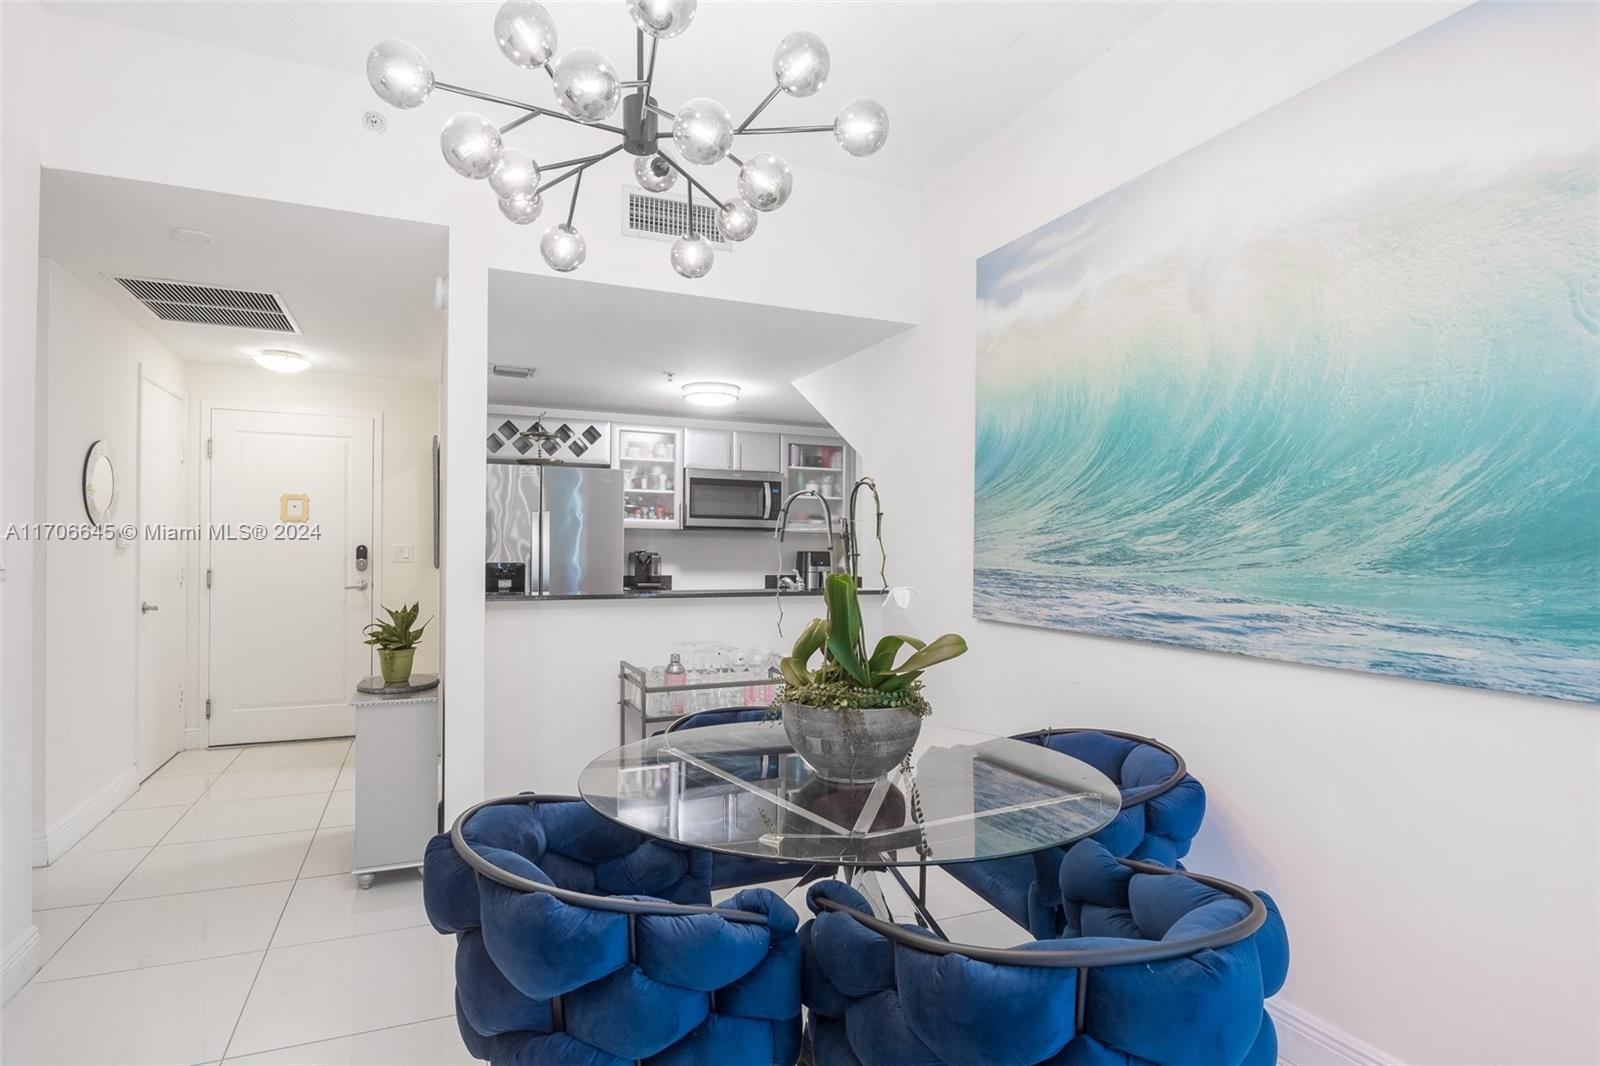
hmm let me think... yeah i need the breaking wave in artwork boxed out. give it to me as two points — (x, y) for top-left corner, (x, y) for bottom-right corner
(974, 155), (1600, 702)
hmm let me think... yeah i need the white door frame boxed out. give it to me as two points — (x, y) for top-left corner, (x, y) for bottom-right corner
(136, 370), (189, 774)
(197, 401), (384, 748)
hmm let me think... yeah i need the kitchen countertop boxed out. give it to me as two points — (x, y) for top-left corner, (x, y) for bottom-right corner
(487, 587), (888, 603)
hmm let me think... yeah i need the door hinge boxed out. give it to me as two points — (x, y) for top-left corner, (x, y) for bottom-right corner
(204, 697), (212, 720)
(205, 438), (214, 460)
(205, 568), (213, 589)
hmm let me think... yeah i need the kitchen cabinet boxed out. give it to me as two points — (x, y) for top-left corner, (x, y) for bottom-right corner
(683, 428), (782, 473)
(780, 432), (850, 532)
(684, 428), (733, 470)
(734, 431), (781, 473)
(614, 425), (683, 529)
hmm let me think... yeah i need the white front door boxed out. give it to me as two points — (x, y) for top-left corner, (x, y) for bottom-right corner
(137, 377), (187, 778)
(208, 408), (375, 745)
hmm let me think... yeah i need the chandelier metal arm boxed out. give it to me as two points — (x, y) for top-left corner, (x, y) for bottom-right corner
(655, 149), (727, 212)
(738, 124), (833, 135)
(498, 112), (541, 135)
(638, 33), (659, 110)
(735, 86), (782, 133)
(645, 101), (676, 121)
(566, 169), (585, 227)
(434, 81), (625, 136)
(535, 143), (625, 198)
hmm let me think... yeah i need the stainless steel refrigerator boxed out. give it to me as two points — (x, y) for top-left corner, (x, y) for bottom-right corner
(486, 462), (624, 596)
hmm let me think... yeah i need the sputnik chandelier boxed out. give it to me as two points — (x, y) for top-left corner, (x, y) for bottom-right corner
(365, 1), (889, 280)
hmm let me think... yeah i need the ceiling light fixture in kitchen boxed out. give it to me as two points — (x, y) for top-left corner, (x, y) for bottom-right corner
(681, 381), (740, 407)
(365, 1), (888, 281)
(252, 349), (310, 374)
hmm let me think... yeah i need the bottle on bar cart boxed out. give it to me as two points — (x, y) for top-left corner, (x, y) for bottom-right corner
(665, 653), (687, 715)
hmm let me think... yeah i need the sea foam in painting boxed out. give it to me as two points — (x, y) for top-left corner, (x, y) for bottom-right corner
(973, 2), (1600, 703)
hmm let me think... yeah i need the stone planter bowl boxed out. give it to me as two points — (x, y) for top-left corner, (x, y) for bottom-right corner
(781, 702), (923, 784)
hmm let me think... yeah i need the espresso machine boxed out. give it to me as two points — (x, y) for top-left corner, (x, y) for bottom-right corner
(625, 549), (670, 591)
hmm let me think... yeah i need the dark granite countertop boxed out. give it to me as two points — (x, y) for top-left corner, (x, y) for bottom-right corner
(487, 588), (887, 604)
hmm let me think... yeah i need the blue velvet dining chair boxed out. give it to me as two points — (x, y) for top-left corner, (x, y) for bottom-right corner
(423, 794), (804, 1065)
(946, 727), (1206, 938)
(802, 838), (1289, 1066)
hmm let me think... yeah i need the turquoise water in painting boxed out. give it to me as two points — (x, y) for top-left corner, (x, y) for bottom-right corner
(974, 150), (1600, 702)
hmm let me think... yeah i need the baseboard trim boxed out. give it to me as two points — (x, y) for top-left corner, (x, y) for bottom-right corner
(1271, 998), (1401, 1066)
(33, 764), (141, 866)
(2, 925), (41, 1004)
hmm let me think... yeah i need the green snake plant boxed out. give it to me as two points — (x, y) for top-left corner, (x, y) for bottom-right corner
(774, 573), (967, 716)
(363, 602), (430, 651)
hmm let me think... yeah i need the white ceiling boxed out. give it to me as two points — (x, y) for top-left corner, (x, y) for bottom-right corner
(489, 268), (908, 424)
(42, 1), (1162, 190)
(40, 170), (448, 379)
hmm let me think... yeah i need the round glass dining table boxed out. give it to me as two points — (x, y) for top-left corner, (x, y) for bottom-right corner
(579, 719), (1122, 930)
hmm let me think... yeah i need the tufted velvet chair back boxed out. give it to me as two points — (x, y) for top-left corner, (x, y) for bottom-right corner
(802, 839), (1289, 1066)
(423, 796), (804, 1065)
(948, 728), (1207, 938)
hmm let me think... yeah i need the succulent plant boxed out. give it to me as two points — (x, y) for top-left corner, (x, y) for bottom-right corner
(363, 602), (429, 651)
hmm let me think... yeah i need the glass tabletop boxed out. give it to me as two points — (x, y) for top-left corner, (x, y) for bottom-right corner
(578, 721), (1122, 867)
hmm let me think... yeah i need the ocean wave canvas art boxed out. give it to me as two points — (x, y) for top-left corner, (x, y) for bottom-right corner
(974, 2), (1599, 703)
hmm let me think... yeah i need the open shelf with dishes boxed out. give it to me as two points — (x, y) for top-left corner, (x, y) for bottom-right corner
(615, 426), (683, 528)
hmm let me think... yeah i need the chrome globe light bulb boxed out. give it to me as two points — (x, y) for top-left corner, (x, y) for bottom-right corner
(540, 223), (587, 272)
(366, 40), (434, 109)
(498, 193), (543, 225)
(635, 155), (678, 193)
(773, 31), (829, 97)
(493, 1), (558, 68)
(681, 381), (739, 407)
(672, 97), (734, 165)
(670, 233), (715, 279)
(550, 47), (621, 123)
(718, 198), (757, 242)
(488, 147), (541, 200)
(440, 113), (504, 179)
(627, 0), (697, 40)
(834, 98), (889, 157)
(736, 152), (793, 212)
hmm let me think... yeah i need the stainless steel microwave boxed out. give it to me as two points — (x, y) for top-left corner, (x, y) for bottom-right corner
(683, 468), (783, 530)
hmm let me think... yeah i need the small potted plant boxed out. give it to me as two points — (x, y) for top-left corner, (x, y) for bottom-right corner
(364, 602), (429, 686)
(773, 573), (967, 783)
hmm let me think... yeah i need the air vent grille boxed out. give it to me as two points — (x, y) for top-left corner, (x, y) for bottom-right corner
(113, 276), (300, 333)
(621, 190), (727, 245)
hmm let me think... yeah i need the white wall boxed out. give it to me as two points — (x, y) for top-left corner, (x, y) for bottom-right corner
(33, 261), (188, 860)
(485, 595), (881, 796)
(183, 363), (442, 725)
(797, 4), (1598, 1064)
(0, 0), (46, 1005)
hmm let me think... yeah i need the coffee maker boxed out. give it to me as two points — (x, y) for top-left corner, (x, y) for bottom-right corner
(625, 549), (670, 591)
(794, 550), (831, 590)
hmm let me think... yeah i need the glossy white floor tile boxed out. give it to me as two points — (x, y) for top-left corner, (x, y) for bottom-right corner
(119, 773), (217, 810)
(223, 1016), (474, 1066)
(32, 846), (150, 910)
(165, 793), (330, 844)
(110, 830), (314, 901)
(272, 871), (428, 948)
(151, 747), (242, 779)
(230, 740), (350, 773)
(300, 826), (354, 878)
(202, 765), (342, 803)
(0, 952), (263, 1066)
(69, 805), (187, 854)
(226, 925), (457, 1057)
(39, 881), (293, 982)
(319, 790), (355, 828)
(32, 905), (97, 965)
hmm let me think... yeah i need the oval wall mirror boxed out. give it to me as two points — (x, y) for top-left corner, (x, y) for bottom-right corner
(82, 440), (119, 524)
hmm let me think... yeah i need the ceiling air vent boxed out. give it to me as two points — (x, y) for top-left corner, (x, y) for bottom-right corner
(620, 189), (728, 247)
(112, 276), (300, 333)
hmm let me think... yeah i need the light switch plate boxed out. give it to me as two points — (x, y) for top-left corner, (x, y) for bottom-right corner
(391, 544), (414, 563)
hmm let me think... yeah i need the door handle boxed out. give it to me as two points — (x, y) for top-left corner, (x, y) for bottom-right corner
(140, 602), (159, 613)
(344, 580), (369, 591)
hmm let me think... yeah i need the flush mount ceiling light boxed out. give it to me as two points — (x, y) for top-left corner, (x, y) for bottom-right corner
(253, 349), (310, 374)
(681, 380), (739, 407)
(169, 228), (214, 246)
(366, 1), (888, 281)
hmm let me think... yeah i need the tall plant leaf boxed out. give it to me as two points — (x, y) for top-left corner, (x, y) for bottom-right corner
(823, 574), (869, 685)
(891, 633), (968, 675)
